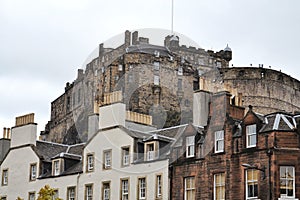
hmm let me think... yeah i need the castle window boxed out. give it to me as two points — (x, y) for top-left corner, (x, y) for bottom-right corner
(2, 169), (8, 186)
(154, 61), (160, 70)
(280, 166), (295, 198)
(118, 64), (123, 71)
(128, 74), (133, 83)
(214, 173), (225, 200)
(215, 130), (224, 153)
(186, 136), (195, 158)
(216, 61), (222, 68)
(29, 163), (37, 181)
(78, 88), (81, 103)
(87, 153), (94, 172)
(184, 177), (195, 200)
(103, 150), (112, 169)
(178, 79), (182, 90)
(246, 124), (256, 148)
(154, 75), (160, 85)
(246, 169), (258, 199)
(178, 66), (183, 75)
(101, 67), (105, 73)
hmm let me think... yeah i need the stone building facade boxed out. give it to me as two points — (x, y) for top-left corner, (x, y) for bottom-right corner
(170, 90), (300, 200)
(42, 30), (232, 144)
(200, 67), (300, 115)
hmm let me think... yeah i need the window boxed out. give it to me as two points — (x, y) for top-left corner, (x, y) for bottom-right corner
(28, 192), (35, 200)
(178, 66), (183, 75)
(122, 147), (130, 167)
(146, 143), (155, 161)
(53, 160), (60, 176)
(216, 61), (222, 68)
(118, 64), (123, 71)
(184, 177), (195, 200)
(246, 169), (258, 199)
(215, 130), (224, 153)
(156, 175), (162, 198)
(154, 75), (160, 85)
(85, 184), (93, 200)
(53, 190), (59, 200)
(138, 178), (146, 200)
(128, 74), (133, 83)
(186, 136), (195, 158)
(246, 124), (257, 148)
(30, 163), (37, 181)
(178, 79), (182, 90)
(103, 150), (112, 169)
(121, 179), (129, 200)
(1, 196), (7, 200)
(214, 173), (225, 200)
(280, 166), (295, 198)
(67, 187), (76, 200)
(2, 169), (8, 185)
(87, 154), (94, 172)
(154, 61), (160, 70)
(102, 182), (110, 200)
(77, 88), (81, 103)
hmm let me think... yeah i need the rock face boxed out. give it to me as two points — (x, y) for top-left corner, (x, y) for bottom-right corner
(40, 30), (232, 144)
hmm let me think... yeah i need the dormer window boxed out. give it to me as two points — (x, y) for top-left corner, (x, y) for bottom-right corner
(145, 142), (158, 161)
(246, 124), (257, 148)
(52, 160), (60, 176)
(215, 130), (224, 153)
(86, 154), (94, 172)
(186, 136), (195, 158)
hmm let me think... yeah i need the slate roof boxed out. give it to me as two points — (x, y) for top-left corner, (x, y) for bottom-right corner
(260, 113), (297, 132)
(34, 141), (68, 162)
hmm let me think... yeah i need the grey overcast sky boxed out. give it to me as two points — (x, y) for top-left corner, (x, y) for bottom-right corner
(0, 0), (300, 134)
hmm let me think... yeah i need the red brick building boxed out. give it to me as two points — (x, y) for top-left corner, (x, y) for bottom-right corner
(170, 90), (300, 200)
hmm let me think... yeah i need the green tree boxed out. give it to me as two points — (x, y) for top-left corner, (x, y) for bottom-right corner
(37, 185), (62, 200)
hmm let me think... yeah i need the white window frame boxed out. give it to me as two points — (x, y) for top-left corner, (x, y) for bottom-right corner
(184, 177), (195, 200)
(138, 178), (146, 200)
(246, 124), (257, 148)
(214, 173), (225, 200)
(122, 147), (130, 167)
(121, 179), (129, 200)
(2, 169), (8, 185)
(280, 166), (295, 198)
(30, 163), (37, 181)
(29, 192), (35, 200)
(85, 185), (93, 200)
(245, 169), (258, 200)
(103, 182), (110, 200)
(67, 187), (76, 200)
(215, 130), (224, 153)
(146, 143), (155, 161)
(118, 64), (123, 71)
(87, 154), (94, 172)
(53, 160), (60, 176)
(156, 175), (162, 198)
(104, 150), (112, 169)
(186, 136), (195, 158)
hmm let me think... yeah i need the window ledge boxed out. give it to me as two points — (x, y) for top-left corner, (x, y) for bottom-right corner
(279, 198), (298, 200)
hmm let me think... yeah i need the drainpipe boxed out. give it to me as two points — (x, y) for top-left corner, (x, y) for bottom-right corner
(76, 172), (81, 199)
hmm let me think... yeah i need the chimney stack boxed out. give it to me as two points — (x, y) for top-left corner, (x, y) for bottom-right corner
(11, 113), (37, 148)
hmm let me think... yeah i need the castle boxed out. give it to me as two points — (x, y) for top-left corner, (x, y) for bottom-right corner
(41, 30), (232, 144)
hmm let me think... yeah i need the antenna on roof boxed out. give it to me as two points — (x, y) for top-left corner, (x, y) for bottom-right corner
(171, 0), (174, 34)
